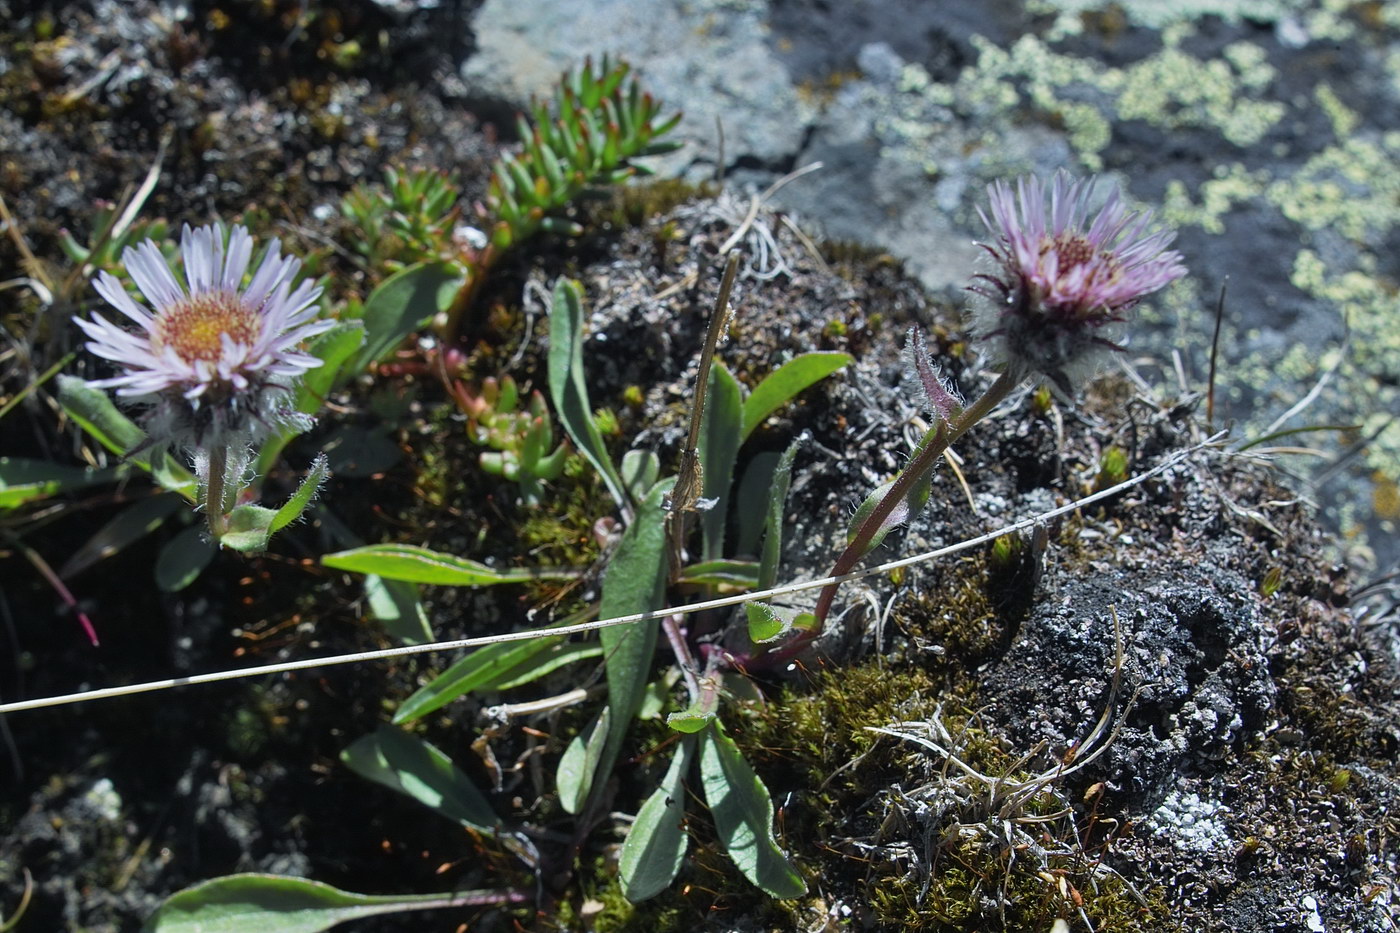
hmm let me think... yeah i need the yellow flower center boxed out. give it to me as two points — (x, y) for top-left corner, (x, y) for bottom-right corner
(153, 293), (260, 363)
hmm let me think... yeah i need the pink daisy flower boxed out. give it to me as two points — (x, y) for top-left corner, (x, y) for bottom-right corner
(75, 224), (333, 447)
(972, 171), (1186, 389)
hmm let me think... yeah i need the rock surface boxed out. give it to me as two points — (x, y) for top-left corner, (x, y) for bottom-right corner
(461, 0), (1400, 577)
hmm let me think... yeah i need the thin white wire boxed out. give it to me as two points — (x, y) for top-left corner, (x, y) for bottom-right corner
(0, 437), (1221, 715)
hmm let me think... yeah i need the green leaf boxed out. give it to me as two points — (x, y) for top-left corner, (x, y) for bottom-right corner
(219, 505), (277, 553)
(340, 726), (497, 832)
(155, 524), (218, 592)
(270, 454), (329, 533)
(592, 478), (674, 810)
(396, 637), (561, 724)
(60, 493), (183, 578)
(321, 543), (575, 586)
(355, 262), (464, 367)
(697, 362), (743, 561)
(676, 559), (761, 588)
(699, 724), (806, 899)
(732, 452), (779, 556)
(142, 873), (500, 933)
(492, 641), (603, 691)
(744, 603), (815, 645)
(620, 735), (695, 902)
(619, 449), (659, 504)
(294, 322), (366, 413)
(56, 376), (146, 459)
(740, 352), (852, 443)
(546, 279), (629, 514)
(56, 377), (196, 498)
(666, 705), (716, 734)
(0, 456), (119, 510)
(759, 437), (803, 590)
(364, 575), (434, 646)
(557, 706), (611, 815)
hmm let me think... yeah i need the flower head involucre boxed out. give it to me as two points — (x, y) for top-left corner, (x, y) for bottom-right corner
(971, 171), (1186, 391)
(75, 224), (333, 449)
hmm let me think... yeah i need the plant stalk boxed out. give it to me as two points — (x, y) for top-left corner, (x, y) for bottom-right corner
(204, 445), (229, 541)
(812, 369), (1020, 623)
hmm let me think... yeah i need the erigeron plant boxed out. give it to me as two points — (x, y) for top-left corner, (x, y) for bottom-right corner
(65, 224), (336, 552)
(797, 171), (1187, 629)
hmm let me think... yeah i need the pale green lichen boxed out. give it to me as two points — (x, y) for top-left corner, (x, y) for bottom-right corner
(1267, 136), (1400, 240)
(1028, 0), (1309, 29)
(1162, 164), (1268, 235)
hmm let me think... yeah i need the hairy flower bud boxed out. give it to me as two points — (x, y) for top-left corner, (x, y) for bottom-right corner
(970, 172), (1186, 393)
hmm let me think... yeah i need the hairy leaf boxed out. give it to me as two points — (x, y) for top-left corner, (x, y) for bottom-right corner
(142, 873), (506, 933)
(321, 543), (574, 586)
(699, 725), (806, 899)
(547, 278), (629, 512)
(557, 706), (611, 815)
(619, 735), (695, 902)
(697, 362), (742, 561)
(341, 726), (496, 832)
(740, 352), (851, 442)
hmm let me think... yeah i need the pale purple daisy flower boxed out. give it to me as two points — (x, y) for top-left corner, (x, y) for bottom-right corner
(971, 171), (1186, 391)
(75, 224), (333, 449)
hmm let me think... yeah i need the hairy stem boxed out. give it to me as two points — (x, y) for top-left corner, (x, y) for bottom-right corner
(204, 446), (229, 541)
(812, 369), (1020, 624)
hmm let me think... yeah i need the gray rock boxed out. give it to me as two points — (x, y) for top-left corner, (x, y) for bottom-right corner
(460, 0), (808, 180)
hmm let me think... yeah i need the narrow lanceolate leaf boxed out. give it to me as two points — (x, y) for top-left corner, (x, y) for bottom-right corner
(56, 375), (146, 459)
(321, 543), (577, 586)
(591, 478), (674, 810)
(293, 321), (366, 413)
(393, 608), (597, 723)
(60, 493), (183, 577)
(557, 706), (611, 815)
(697, 362), (743, 561)
(354, 262), (464, 367)
(740, 352), (852, 443)
(56, 376), (197, 498)
(546, 279), (630, 514)
(270, 454), (329, 533)
(142, 873), (517, 933)
(675, 559), (761, 589)
(620, 735), (695, 902)
(758, 436), (803, 590)
(904, 328), (960, 424)
(699, 724), (806, 899)
(0, 456), (119, 510)
(732, 451), (779, 557)
(340, 726), (497, 832)
(155, 524), (218, 592)
(364, 575), (434, 646)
